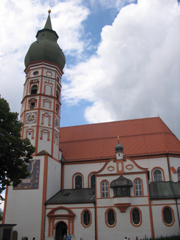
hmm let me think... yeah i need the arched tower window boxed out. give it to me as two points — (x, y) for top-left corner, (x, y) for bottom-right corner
(31, 85), (37, 94)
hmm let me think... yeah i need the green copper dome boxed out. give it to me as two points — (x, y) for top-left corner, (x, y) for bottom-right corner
(115, 140), (123, 152)
(25, 12), (65, 70)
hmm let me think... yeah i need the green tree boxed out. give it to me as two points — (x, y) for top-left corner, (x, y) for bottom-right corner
(0, 98), (35, 199)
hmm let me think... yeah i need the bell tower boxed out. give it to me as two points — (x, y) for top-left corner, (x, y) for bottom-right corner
(3, 11), (66, 240)
(20, 10), (65, 159)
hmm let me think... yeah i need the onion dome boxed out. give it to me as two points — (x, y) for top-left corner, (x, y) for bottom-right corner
(110, 175), (133, 188)
(115, 137), (123, 152)
(24, 10), (65, 70)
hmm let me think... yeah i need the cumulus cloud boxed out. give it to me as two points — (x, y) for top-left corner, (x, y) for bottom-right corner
(63, 0), (180, 138)
(0, 0), (89, 113)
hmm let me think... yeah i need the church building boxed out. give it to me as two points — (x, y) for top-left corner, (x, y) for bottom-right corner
(2, 11), (180, 240)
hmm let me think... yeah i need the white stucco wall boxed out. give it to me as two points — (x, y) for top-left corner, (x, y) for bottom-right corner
(4, 156), (45, 240)
(63, 162), (105, 189)
(46, 157), (61, 200)
(97, 205), (152, 240)
(135, 157), (170, 181)
(151, 201), (179, 237)
(169, 157), (180, 182)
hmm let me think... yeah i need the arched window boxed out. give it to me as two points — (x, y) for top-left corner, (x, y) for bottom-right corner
(163, 207), (173, 225)
(178, 168), (180, 181)
(31, 85), (37, 94)
(134, 179), (142, 196)
(91, 174), (95, 188)
(102, 180), (108, 198)
(131, 208), (141, 225)
(153, 169), (162, 182)
(75, 175), (82, 189)
(83, 210), (90, 226)
(107, 209), (115, 226)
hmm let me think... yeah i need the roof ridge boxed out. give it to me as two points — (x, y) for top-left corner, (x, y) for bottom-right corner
(59, 132), (172, 144)
(59, 116), (161, 129)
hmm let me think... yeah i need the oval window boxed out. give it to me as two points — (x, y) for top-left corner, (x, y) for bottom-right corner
(107, 209), (115, 226)
(83, 210), (90, 226)
(33, 71), (39, 75)
(163, 207), (172, 224)
(132, 208), (140, 225)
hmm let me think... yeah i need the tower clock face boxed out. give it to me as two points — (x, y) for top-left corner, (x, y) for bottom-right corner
(26, 112), (37, 124)
(55, 116), (59, 129)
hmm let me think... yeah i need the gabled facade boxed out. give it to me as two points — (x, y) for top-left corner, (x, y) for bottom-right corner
(2, 12), (180, 240)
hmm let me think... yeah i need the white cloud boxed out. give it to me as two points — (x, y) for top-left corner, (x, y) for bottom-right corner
(85, 101), (113, 122)
(0, 0), (89, 113)
(63, 0), (180, 139)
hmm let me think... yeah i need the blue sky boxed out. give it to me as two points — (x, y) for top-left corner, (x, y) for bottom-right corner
(0, 0), (180, 142)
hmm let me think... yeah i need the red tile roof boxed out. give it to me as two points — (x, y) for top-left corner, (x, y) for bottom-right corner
(59, 117), (180, 162)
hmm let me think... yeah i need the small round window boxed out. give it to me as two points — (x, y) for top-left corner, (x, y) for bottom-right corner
(33, 71), (39, 75)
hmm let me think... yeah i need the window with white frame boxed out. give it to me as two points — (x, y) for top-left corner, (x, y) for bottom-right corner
(102, 180), (108, 198)
(153, 169), (162, 182)
(134, 179), (142, 196)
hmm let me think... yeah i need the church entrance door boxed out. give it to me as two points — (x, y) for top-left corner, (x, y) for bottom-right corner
(55, 222), (67, 240)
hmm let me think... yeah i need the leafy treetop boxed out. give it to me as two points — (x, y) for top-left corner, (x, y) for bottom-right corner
(0, 98), (35, 198)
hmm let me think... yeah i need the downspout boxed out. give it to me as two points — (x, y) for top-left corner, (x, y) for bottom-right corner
(61, 161), (64, 190)
(93, 201), (97, 240)
(94, 174), (97, 240)
(43, 203), (47, 240)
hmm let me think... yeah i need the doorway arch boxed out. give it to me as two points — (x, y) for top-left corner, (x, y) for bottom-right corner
(55, 221), (67, 240)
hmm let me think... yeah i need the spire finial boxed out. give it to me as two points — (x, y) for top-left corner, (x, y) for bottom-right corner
(44, 10), (52, 30)
(117, 136), (119, 140)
